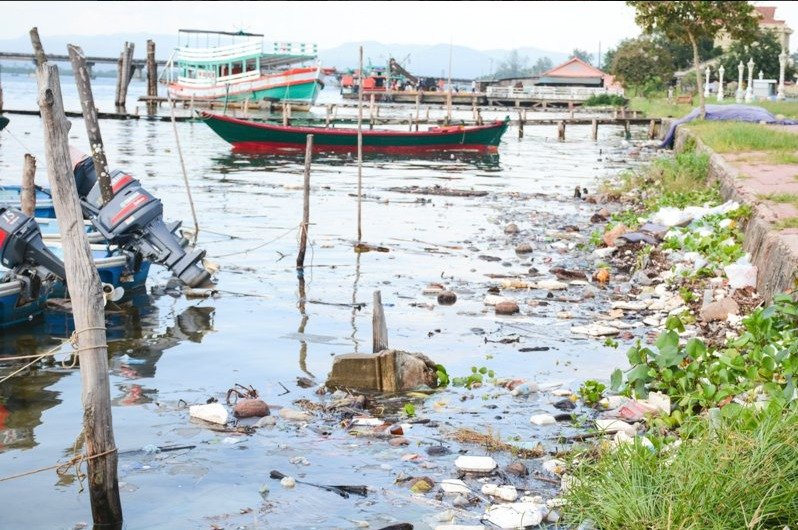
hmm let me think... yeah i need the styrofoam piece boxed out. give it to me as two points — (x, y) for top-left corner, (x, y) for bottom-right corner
(454, 455), (497, 473)
(189, 403), (228, 425)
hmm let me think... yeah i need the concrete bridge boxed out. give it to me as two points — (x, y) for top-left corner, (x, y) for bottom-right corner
(0, 51), (168, 78)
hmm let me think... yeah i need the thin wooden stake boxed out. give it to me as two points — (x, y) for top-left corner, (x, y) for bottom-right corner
(591, 118), (598, 141)
(36, 61), (122, 528)
(557, 120), (565, 141)
(517, 110), (524, 139)
(356, 46), (363, 244)
(414, 92), (421, 131)
(372, 290), (388, 353)
(20, 154), (36, 216)
(68, 44), (114, 205)
(296, 134), (314, 269)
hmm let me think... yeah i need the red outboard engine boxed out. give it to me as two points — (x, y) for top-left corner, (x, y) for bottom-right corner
(0, 207), (66, 280)
(73, 156), (210, 288)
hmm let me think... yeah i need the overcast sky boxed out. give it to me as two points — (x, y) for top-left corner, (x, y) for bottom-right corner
(2, 1), (798, 53)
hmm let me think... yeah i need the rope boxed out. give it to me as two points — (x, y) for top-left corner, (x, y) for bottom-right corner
(0, 447), (117, 484)
(214, 223), (300, 258)
(0, 327), (106, 380)
(167, 93), (200, 245)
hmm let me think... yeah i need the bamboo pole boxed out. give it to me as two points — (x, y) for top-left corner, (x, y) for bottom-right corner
(20, 154), (36, 217)
(296, 134), (313, 269)
(372, 290), (388, 353)
(36, 61), (122, 528)
(68, 45), (114, 206)
(356, 46), (363, 244)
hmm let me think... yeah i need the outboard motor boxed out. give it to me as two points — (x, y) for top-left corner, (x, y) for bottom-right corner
(73, 157), (210, 288)
(0, 206), (66, 280)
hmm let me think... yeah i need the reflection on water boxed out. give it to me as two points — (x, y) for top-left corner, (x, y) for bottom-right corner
(211, 150), (502, 174)
(0, 296), (215, 452)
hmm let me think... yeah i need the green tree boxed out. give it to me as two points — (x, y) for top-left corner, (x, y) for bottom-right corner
(627, 1), (758, 117)
(495, 49), (532, 78)
(531, 56), (553, 75)
(719, 29), (794, 85)
(653, 34), (721, 71)
(570, 48), (594, 64)
(610, 37), (674, 95)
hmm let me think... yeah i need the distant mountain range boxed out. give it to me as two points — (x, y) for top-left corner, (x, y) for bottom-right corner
(0, 32), (568, 79)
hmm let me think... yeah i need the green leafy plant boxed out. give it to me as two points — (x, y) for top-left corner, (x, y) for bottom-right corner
(403, 403), (416, 417)
(452, 366), (496, 389)
(435, 364), (450, 387)
(578, 380), (607, 406)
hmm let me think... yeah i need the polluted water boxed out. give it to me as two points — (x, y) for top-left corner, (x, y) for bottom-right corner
(0, 76), (657, 528)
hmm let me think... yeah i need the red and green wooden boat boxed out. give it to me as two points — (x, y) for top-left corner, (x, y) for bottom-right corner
(199, 111), (509, 154)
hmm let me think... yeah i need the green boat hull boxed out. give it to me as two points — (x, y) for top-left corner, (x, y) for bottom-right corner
(201, 112), (509, 154)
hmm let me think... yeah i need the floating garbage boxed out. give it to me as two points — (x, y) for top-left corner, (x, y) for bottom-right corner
(189, 403), (228, 425)
(454, 455), (497, 473)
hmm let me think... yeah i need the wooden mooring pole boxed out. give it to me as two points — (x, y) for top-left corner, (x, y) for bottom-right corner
(118, 42), (134, 108)
(69, 44), (114, 205)
(591, 118), (598, 141)
(557, 120), (565, 141)
(146, 39), (157, 101)
(296, 134), (313, 269)
(114, 52), (124, 108)
(517, 110), (524, 139)
(20, 154), (36, 216)
(372, 290), (388, 353)
(36, 61), (122, 528)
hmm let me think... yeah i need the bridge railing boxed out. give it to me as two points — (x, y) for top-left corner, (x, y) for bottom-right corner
(486, 85), (625, 101)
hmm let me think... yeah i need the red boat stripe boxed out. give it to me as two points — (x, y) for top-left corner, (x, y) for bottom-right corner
(111, 194), (149, 225)
(112, 174), (133, 193)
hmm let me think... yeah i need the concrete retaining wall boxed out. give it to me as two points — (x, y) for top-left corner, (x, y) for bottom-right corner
(675, 127), (798, 301)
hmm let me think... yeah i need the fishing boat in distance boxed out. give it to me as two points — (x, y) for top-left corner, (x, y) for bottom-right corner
(199, 111), (509, 154)
(166, 29), (324, 107)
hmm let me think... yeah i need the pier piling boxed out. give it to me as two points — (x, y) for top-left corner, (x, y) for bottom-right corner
(20, 154), (36, 216)
(146, 39), (157, 103)
(557, 120), (566, 141)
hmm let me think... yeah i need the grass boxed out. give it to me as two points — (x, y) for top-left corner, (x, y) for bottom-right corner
(685, 121), (798, 154)
(759, 192), (798, 204)
(564, 406), (798, 529)
(629, 96), (798, 120)
(776, 217), (798, 229)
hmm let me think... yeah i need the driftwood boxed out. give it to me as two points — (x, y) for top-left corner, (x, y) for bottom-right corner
(388, 185), (488, 197)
